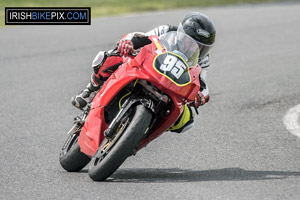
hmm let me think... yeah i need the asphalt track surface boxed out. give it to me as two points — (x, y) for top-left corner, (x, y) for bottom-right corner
(1, 3), (300, 200)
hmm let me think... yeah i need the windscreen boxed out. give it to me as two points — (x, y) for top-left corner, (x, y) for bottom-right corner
(159, 31), (200, 67)
(152, 32), (200, 85)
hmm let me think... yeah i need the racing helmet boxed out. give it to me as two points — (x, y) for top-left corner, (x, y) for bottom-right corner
(178, 12), (216, 59)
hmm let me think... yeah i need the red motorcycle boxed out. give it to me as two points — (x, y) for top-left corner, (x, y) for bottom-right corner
(59, 31), (202, 181)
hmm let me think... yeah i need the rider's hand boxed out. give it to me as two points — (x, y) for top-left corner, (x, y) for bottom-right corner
(193, 91), (210, 107)
(117, 39), (134, 56)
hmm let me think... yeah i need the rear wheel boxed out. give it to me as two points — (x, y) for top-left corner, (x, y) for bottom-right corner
(59, 124), (91, 172)
(88, 104), (152, 181)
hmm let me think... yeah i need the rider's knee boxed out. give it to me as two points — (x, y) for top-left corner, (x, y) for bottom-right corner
(92, 51), (107, 74)
(91, 50), (123, 80)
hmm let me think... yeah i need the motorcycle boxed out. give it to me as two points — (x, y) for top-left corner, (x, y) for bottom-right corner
(59, 31), (202, 181)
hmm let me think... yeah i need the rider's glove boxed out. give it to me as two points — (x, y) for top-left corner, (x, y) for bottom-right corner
(193, 91), (210, 107)
(117, 39), (134, 57)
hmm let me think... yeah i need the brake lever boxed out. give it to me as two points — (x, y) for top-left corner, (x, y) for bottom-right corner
(129, 49), (138, 57)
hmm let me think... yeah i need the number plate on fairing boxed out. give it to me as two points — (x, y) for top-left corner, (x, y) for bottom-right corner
(153, 52), (191, 86)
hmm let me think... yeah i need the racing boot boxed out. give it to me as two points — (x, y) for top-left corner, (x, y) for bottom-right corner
(169, 105), (195, 133)
(71, 74), (104, 109)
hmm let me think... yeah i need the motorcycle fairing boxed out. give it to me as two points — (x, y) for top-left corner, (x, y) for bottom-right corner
(78, 35), (201, 157)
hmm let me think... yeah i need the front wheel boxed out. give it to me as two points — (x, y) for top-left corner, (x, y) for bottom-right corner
(59, 124), (91, 172)
(88, 104), (152, 181)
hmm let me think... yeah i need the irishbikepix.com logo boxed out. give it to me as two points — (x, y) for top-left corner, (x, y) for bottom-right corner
(5, 7), (91, 25)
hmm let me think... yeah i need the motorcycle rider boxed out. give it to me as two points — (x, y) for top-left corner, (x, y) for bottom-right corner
(71, 12), (216, 133)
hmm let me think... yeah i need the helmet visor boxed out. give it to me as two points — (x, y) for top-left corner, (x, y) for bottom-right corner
(178, 22), (211, 59)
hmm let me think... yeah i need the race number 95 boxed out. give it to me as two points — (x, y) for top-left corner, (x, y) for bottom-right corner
(153, 52), (191, 85)
(160, 55), (187, 79)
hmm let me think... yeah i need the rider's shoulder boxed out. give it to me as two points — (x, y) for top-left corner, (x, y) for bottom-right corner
(166, 24), (178, 32)
(146, 25), (177, 36)
(159, 24), (178, 34)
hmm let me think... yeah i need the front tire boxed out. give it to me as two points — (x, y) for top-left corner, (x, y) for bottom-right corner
(59, 125), (91, 172)
(88, 104), (152, 181)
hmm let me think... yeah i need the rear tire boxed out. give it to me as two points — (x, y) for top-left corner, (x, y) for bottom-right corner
(59, 126), (91, 172)
(88, 104), (152, 181)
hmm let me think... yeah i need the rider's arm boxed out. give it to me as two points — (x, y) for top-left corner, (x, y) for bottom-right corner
(198, 55), (210, 105)
(117, 33), (151, 55)
(117, 25), (178, 56)
(127, 25), (178, 48)
(200, 67), (209, 98)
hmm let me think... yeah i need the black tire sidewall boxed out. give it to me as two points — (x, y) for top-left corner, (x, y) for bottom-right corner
(88, 104), (152, 181)
(59, 134), (91, 172)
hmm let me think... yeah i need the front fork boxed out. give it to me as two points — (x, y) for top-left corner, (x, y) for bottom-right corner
(104, 80), (170, 140)
(104, 97), (155, 139)
(65, 104), (91, 137)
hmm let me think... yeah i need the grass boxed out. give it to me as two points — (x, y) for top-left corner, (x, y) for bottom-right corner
(0, 0), (289, 26)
